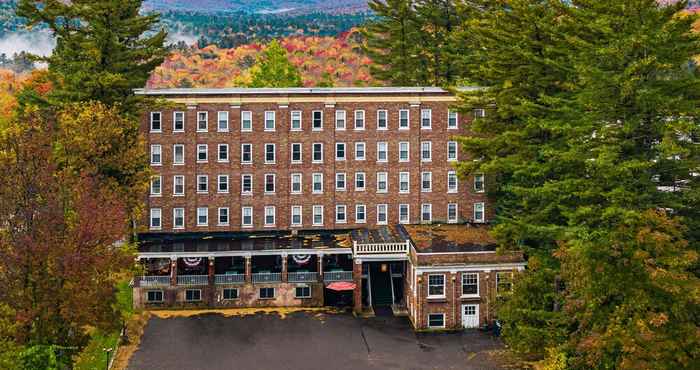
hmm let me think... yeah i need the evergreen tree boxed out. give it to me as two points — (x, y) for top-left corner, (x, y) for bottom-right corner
(248, 40), (303, 88)
(457, 0), (700, 368)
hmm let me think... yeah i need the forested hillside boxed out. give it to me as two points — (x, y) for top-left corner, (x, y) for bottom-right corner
(144, 0), (369, 14)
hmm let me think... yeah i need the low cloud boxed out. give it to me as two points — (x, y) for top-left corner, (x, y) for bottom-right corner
(167, 29), (198, 46)
(0, 30), (55, 57)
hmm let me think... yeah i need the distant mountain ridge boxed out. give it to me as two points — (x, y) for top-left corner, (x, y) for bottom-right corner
(143, 0), (369, 14)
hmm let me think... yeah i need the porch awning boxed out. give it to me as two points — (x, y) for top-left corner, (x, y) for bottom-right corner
(326, 281), (356, 291)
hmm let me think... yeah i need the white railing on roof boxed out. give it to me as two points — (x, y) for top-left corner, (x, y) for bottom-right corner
(215, 274), (245, 285)
(353, 240), (410, 256)
(287, 271), (318, 283)
(324, 271), (353, 282)
(177, 275), (209, 286)
(138, 276), (170, 287)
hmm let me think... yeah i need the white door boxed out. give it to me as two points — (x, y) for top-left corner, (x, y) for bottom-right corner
(462, 304), (479, 328)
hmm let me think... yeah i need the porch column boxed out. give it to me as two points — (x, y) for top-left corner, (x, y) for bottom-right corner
(208, 256), (216, 305)
(244, 254), (252, 283)
(353, 258), (363, 314)
(281, 254), (288, 283)
(317, 253), (324, 282)
(170, 257), (178, 286)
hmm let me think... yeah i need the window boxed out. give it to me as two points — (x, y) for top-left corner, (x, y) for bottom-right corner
(474, 174), (485, 193)
(287, 173), (301, 194)
(355, 172), (366, 191)
(150, 112), (162, 132)
(312, 173), (323, 194)
(421, 172), (432, 192)
(265, 143), (276, 164)
(399, 142), (409, 162)
(169, 207), (183, 229)
(421, 141), (432, 162)
(197, 111), (208, 132)
(290, 111), (302, 131)
(428, 314), (445, 328)
(241, 174), (253, 195)
(264, 111), (275, 131)
(312, 205), (324, 226)
(173, 111), (185, 132)
(241, 111), (252, 131)
(355, 204), (366, 223)
(241, 143), (252, 164)
(259, 287), (275, 299)
(173, 175), (185, 196)
(291, 206), (302, 226)
(312, 111), (323, 130)
(218, 175), (229, 193)
(218, 144), (229, 162)
(335, 142), (346, 161)
(218, 111), (229, 132)
(295, 286), (311, 298)
(474, 108), (486, 118)
(197, 144), (208, 162)
(335, 173), (346, 191)
(448, 110), (458, 129)
(173, 144), (184, 165)
(462, 273), (478, 296)
(399, 172), (410, 193)
(336, 205), (347, 223)
(185, 289), (201, 302)
(223, 288), (239, 300)
(497, 272), (513, 294)
(312, 143), (323, 163)
(335, 110), (346, 130)
(377, 142), (388, 162)
(377, 109), (388, 130)
(474, 202), (485, 223)
(291, 143), (302, 163)
(399, 109), (409, 129)
(355, 142), (366, 160)
(399, 204), (410, 224)
(265, 174), (276, 194)
(147, 290), (163, 302)
(421, 109), (432, 129)
(196, 207), (208, 226)
(150, 145), (162, 165)
(218, 207), (229, 226)
(447, 141), (458, 161)
(264, 206), (276, 226)
(197, 175), (208, 193)
(448, 171), (458, 193)
(150, 176), (162, 196)
(448, 203), (458, 223)
(354, 110), (365, 130)
(376, 172), (388, 193)
(377, 204), (388, 225)
(422, 203), (432, 223)
(241, 207), (253, 227)
(428, 274), (445, 297)
(150, 208), (161, 230)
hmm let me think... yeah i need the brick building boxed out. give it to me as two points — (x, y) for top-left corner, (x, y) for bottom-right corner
(133, 87), (525, 330)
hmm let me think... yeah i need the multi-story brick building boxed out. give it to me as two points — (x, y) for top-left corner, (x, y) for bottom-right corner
(133, 87), (525, 330)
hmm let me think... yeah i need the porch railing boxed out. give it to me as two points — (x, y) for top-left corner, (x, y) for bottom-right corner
(324, 271), (353, 282)
(353, 241), (410, 255)
(288, 271), (318, 283)
(177, 275), (209, 286)
(138, 276), (170, 287)
(215, 273), (245, 285)
(252, 272), (281, 284)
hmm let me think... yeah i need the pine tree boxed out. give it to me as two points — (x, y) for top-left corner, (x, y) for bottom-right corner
(248, 40), (303, 88)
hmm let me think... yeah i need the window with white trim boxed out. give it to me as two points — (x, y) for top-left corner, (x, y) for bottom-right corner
(377, 141), (388, 162)
(241, 144), (252, 164)
(377, 109), (388, 130)
(421, 141), (432, 162)
(462, 273), (478, 296)
(428, 314), (445, 328)
(241, 174), (252, 195)
(377, 204), (388, 225)
(421, 109), (432, 129)
(336, 205), (347, 224)
(399, 142), (409, 162)
(497, 272), (513, 294)
(427, 274), (445, 298)
(186, 289), (202, 302)
(399, 204), (410, 224)
(173, 144), (184, 165)
(173, 175), (185, 196)
(354, 110), (365, 130)
(147, 290), (164, 302)
(218, 111), (229, 132)
(355, 142), (366, 160)
(335, 173), (346, 191)
(399, 109), (409, 129)
(173, 208), (185, 229)
(447, 141), (458, 161)
(336, 142), (346, 161)
(291, 206), (302, 226)
(448, 203), (458, 223)
(474, 174), (485, 193)
(264, 111), (275, 131)
(295, 285), (311, 298)
(474, 202), (485, 223)
(355, 204), (366, 223)
(259, 287), (275, 299)
(355, 172), (366, 191)
(197, 144), (208, 162)
(376, 172), (388, 193)
(173, 111), (184, 132)
(218, 175), (229, 193)
(421, 172), (432, 192)
(197, 175), (208, 193)
(264, 174), (275, 194)
(312, 143), (323, 163)
(448, 171), (458, 193)
(241, 206), (253, 227)
(150, 176), (162, 196)
(223, 288), (239, 300)
(312, 110), (323, 130)
(448, 110), (458, 129)
(421, 203), (432, 223)
(196, 207), (208, 226)
(218, 144), (229, 162)
(312, 173), (323, 194)
(291, 143), (302, 163)
(290, 111), (302, 131)
(150, 112), (162, 132)
(150, 208), (162, 230)
(241, 111), (252, 131)
(197, 111), (208, 132)
(399, 172), (410, 193)
(264, 206), (276, 226)
(218, 207), (229, 226)
(265, 143), (276, 164)
(291, 173), (302, 194)
(474, 108), (486, 118)
(150, 145), (162, 165)
(312, 205), (324, 226)
(335, 110), (346, 130)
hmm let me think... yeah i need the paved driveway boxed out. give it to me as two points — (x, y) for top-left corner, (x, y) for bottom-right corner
(128, 311), (508, 370)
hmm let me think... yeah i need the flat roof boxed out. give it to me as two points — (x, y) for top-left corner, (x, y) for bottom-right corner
(134, 86), (480, 96)
(402, 224), (498, 253)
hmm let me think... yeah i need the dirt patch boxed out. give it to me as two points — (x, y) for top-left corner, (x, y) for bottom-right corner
(112, 311), (150, 370)
(148, 306), (337, 319)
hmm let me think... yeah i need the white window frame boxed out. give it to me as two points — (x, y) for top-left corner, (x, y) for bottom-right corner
(312, 205), (324, 226)
(291, 206), (303, 226)
(218, 207), (229, 226)
(474, 202), (485, 223)
(264, 206), (276, 227)
(355, 172), (366, 191)
(218, 175), (229, 194)
(354, 110), (365, 130)
(474, 174), (485, 193)
(218, 144), (229, 163)
(399, 204), (410, 224)
(422, 203), (432, 223)
(264, 111), (276, 131)
(427, 274), (446, 298)
(421, 108), (432, 129)
(312, 143), (324, 164)
(173, 111), (185, 132)
(448, 110), (458, 129)
(335, 142), (346, 161)
(335, 110), (346, 130)
(421, 171), (432, 192)
(462, 273), (479, 297)
(173, 208), (185, 229)
(376, 109), (388, 130)
(295, 285), (311, 299)
(264, 143), (276, 164)
(241, 206), (253, 228)
(173, 175), (185, 196)
(259, 287), (275, 299)
(197, 175), (208, 194)
(399, 142), (409, 162)
(399, 172), (410, 194)
(335, 204), (347, 224)
(241, 143), (253, 164)
(447, 141), (458, 161)
(291, 143), (302, 164)
(376, 172), (388, 193)
(427, 313), (445, 329)
(196, 207), (208, 227)
(335, 173), (346, 191)
(197, 111), (208, 132)
(241, 174), (253, 195)
(290, 173), (303, 194)
(150, 208), (162, 230)
(264, 174), (276, 194)
(399, 109), (409, 130)
(241, 111), (253, 132)
(355, 204), (366, 224)
(376, 141), (388, 163)
(150, 176), (162, 197)
(448, 203), (458, 223)
(197, 144), (208, 163)
(150, 145), (162, 165)
(474, 108), (486, 118)
(376, 204), (388, 225)
(290, 111), (302, 131)
(355, 142), (366, 161)
(421, 141), (432, 162)
(448, 171), (458, 193)
(312, 110), (323, 131)
(150, 112), (162, 133)
(173, 144), (184, 165)
(218, 111), (229, 132)
(312, 173), (323, 194)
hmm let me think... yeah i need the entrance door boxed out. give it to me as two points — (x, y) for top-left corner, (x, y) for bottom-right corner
(462, 304), (479, 328)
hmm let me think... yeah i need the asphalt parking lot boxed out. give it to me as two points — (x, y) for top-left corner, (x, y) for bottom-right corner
(127, 311), (508, 370)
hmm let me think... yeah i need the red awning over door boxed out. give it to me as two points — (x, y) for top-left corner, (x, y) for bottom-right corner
(326, 281), (356, 291)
